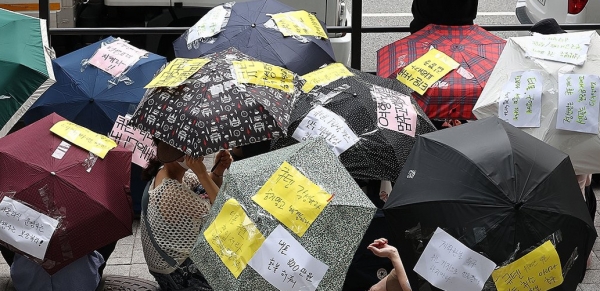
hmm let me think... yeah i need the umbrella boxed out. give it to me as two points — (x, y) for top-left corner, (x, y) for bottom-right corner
(130, 47), (303, 157)
(377, 24), (506, 120)
(0, 113), (133, 274)
(191, 137), (376, 290)
(0, 8), (55, 137)
(173, 0), (335, 75)
(473, 31), (600, 175)
(22, 36), (167, 134)
(383, 117), (596, 291)
(272, 63), (436, 182)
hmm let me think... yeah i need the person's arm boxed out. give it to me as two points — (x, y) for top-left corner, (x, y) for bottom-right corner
(368, 238), (412, 291)
(209, 150), (233, 187)
(186, 156), (220, 204)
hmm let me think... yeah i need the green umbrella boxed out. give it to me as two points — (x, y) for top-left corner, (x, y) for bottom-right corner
(0, 8), (55, 137)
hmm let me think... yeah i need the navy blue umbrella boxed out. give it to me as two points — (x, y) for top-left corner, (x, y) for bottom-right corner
(22, 36), (166, 215)
(22, 36), (166, 134)
(173, 0), (335, 75)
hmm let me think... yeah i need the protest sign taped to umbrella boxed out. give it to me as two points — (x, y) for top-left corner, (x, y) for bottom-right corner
(396, 48), (459, 95)
(109, 115), (156, 168)
(252, 161), (332, 237)
(270, 11), (328, 39)
(371, 85), (417, 137)
(516, 31), (593, 66)
(497, 70), (543, 128)
(145, 58), (211, 88)
(232, 61), (295, 94)
(187, 4), (230, 44)
(249, 224), (328, 291)
(0, 197), (60, 260)
(292, 105), (360, 156)
(556, 74), (600, 134)
(492, 241), (563, 291)
(301, 63), (354, 92)
(88, 39), (148, 77)
(414, 228), (496, 291)
(50, 121), (117, 159)
(204, 198), (265, 278)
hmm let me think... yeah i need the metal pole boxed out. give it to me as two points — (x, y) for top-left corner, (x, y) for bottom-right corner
(350, 0), (362, 70)
(39, 0), (50, 44)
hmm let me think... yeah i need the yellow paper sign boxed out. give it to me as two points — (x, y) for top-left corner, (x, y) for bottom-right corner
(396, 48), (459, 95)
(144, 58), (210, 88)
(271, 10), (328, 39)
(492, 241), (563, 291)
(50, 121), (117, 159)
(232, 60), (295, 94)
(204, 198), (265, 278)
(252, 161), (332, 237)
(301, 63), (354, 92)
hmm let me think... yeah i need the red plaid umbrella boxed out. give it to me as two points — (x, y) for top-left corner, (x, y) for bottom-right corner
(377, 24), (506, 120)
(0, 113), (132, 274)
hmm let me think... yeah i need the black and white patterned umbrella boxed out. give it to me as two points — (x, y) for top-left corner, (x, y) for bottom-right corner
(191, 138), (377, 290)
(130, 47), (303, 156)
(272, 65), (436, 182)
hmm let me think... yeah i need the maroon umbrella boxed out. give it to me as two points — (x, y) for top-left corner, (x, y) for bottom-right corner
(0, 113), (132, 274)
(377, 24), (506, 120)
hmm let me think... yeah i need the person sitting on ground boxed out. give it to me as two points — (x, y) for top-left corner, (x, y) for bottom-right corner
(367, 238), (412, 291)
(140, 139), (232, 291)
(410, 0), (479, 34)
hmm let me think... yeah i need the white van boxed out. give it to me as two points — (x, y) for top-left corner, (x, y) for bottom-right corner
(516, 0), (600, 29)
(0, 0), (352, 65)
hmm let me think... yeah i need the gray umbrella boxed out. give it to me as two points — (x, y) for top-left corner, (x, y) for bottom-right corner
(191, 138), (376, 290)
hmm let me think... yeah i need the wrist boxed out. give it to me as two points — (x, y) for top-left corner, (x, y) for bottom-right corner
(212, 171), (224, 178)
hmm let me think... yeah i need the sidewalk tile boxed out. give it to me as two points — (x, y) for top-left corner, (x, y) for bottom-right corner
(107, 257), (132, 265)
(111, 244), (133, 258)
(103, 264), (131, 276)
(129, 264), (154, 282)
(582, 270), (600, 284)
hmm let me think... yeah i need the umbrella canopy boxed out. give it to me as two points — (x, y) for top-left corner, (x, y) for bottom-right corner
(377, 24), (506, 120)
(130, 47), (303, 157)
(173, 0), (335, 75)
(473, 31), (600, 175)
(272, 64), (436, 182)
(383, 117), (596, 291)
(0, 8), (55, 137)
(0, 113), (133, 274)
(191, 138), (376, 290)
(22, 36), (166, 134)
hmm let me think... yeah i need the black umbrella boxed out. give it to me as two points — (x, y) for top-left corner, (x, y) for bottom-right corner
(383, 117), (597, 291)
(130, 47), (303, 156)
(271, 64), (436, 182)
(172, 0), (335, 75)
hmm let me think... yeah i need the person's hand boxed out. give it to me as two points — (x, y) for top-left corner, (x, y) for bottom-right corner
(368, 238), (399, 259)
(184, 156), (207, 175)
(213, 150), (233, 176)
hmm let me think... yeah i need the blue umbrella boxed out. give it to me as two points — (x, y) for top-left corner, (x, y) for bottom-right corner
(172, 0), (335, 75)
(22, 36), (166, 215)
(22, 36), (166, 134)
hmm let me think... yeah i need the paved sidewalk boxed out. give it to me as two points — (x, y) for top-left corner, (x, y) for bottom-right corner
(0, 184), (597, 290)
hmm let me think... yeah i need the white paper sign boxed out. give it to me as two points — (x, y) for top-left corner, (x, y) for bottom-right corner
(497, 71), (543, 127)
(187, 5), (229, 44)
(556, 74), (600, 134)
(51, 141), (71, 160)
(249, 225), (329, 291)
(414, 228), (497, 291)
(371, 85), (418, 137)
(292, 105), (359, 156)
(0, 197), (59, 260)
(88, 39), (148, 77)
(522, 32), (592, 65)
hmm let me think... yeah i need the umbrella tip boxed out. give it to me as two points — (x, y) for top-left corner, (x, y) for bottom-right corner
(89, 99), (95, 103)
(50, 172), (56, 176)
(514, 201), (524, 210)
(251, 23), (256, 28)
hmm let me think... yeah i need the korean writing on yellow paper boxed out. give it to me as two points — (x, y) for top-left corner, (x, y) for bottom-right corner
(396, 48), (459, 95)
(232, 60), (295, 94)
(50, 121), (117, 159)
(492, 241), (563, 291)
(252, 161), (332, 237)
(145, 58), (210, 88)
(270, 11), (328, 39)
(301, 63), (353, 92)
(204, 198), (265, 278)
